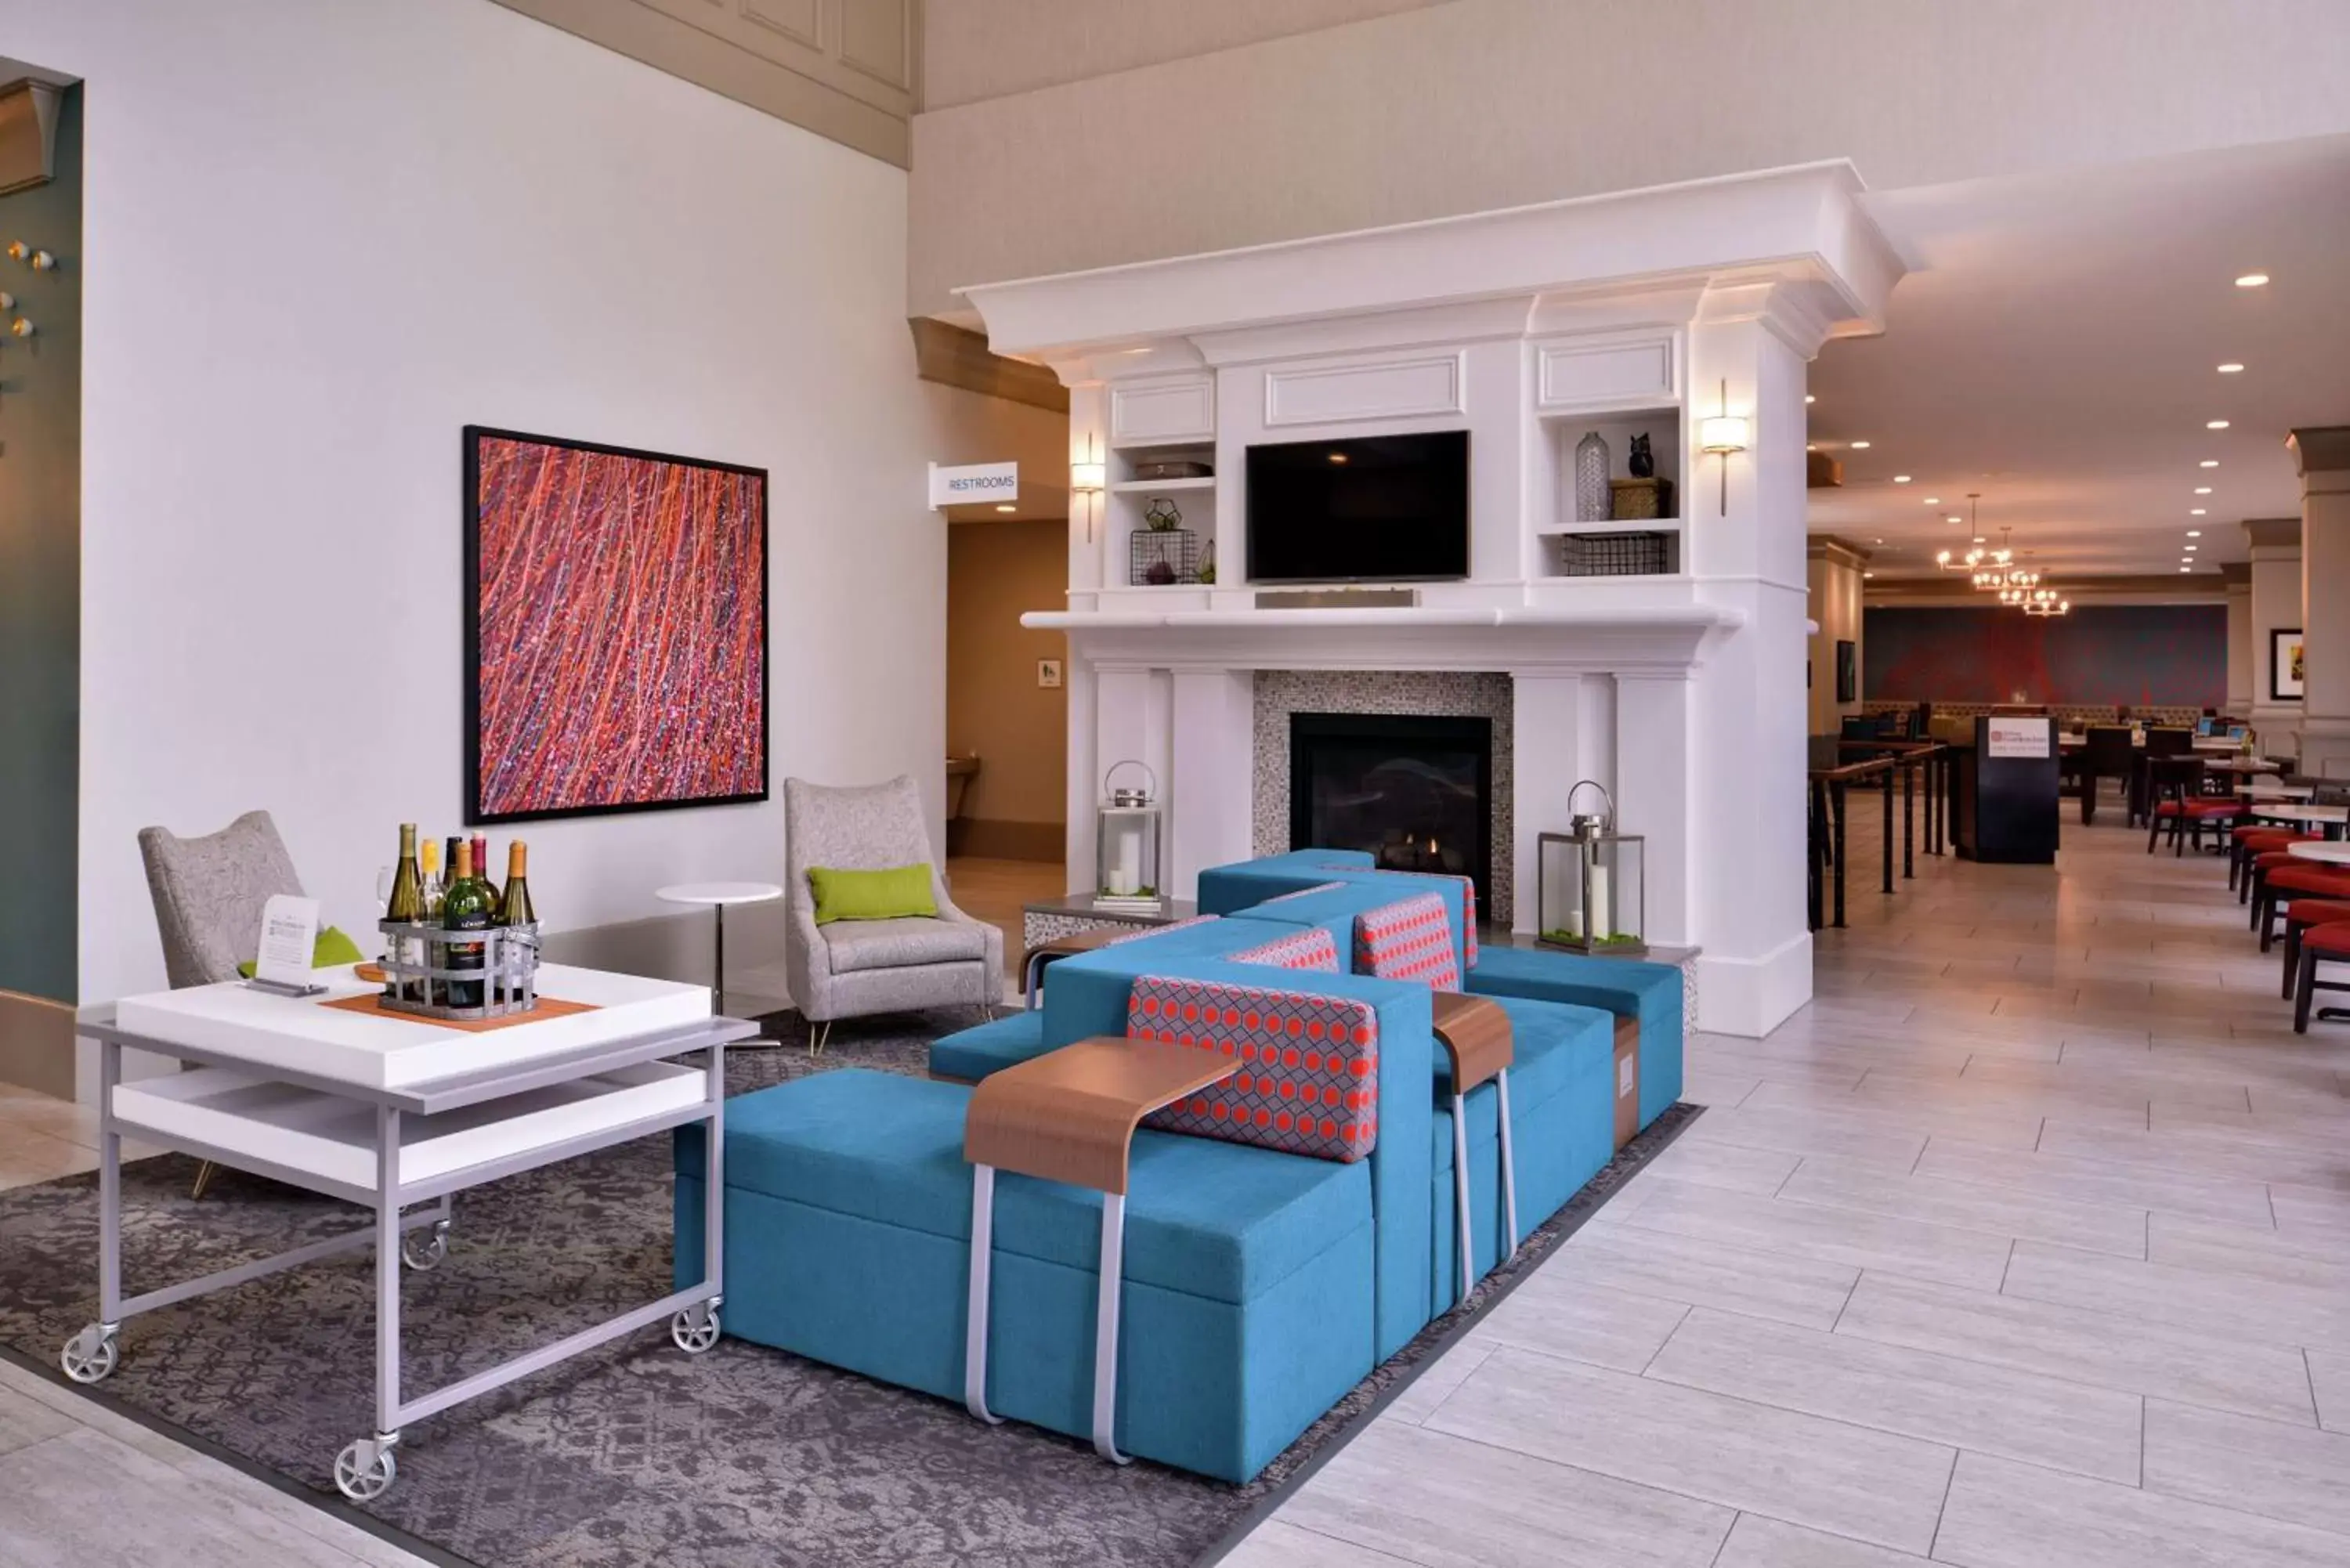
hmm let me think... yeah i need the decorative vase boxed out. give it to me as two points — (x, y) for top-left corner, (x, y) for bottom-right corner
(1574, 431), (1611, 524)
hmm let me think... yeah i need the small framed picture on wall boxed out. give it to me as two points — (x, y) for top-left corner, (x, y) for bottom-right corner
(1037, 658), (1064, 689)
(2272, 627), (2305, 700)
(1835, 639), (1858, 704)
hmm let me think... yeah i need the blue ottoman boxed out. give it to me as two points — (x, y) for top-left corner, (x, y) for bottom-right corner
(928, 1011), (1050, 1082)
(675, 1069), (1376, 1482)
(1465, 945), (1684, 1129)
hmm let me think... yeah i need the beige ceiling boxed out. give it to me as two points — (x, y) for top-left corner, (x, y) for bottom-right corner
(1808, 132), (2350, 585)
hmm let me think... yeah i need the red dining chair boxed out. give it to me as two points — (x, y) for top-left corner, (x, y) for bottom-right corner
(2291, 920), (2350, 1033)
(2145, 757), (2235, 857)
(2280, 899), (2350, 998)
(2258, 864), (2350, 951)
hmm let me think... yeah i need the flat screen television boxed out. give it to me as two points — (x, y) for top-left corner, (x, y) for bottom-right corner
(1246, 431), (1470, 584)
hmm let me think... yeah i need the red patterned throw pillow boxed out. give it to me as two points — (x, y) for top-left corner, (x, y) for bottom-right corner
(1317, 863), (1479, 967)
(1354, 891), (1462, 991)
(1127, 974), (1379, 1162)
(1227, 927), (1341, 972)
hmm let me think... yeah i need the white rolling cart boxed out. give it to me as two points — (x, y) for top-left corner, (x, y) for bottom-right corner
(61, 963), (753, 1502)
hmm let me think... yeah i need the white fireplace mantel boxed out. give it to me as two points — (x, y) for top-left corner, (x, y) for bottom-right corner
(1025, 604), (1741, 676)
(964, 159), (1904, 1038)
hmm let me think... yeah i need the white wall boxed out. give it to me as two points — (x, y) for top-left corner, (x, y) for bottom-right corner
(8, 1), (956, 1041)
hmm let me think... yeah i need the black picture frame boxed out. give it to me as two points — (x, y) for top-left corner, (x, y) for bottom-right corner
(2271, 627), (2305, 702)
(1835, 639), (1857, 704)
(463, 425), (770, 826)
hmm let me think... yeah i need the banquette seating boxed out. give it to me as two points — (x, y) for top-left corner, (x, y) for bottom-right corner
(675, 848), (1683, 1481)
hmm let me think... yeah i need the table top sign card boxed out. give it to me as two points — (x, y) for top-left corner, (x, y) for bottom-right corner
(248, 894), (327, 996)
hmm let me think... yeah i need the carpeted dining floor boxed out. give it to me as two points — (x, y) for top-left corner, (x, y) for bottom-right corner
(0, 1007), (1690, 1568)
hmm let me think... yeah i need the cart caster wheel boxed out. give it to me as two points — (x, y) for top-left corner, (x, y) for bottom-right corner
(671, 1302), (721, 1354)
(401, 1219), (450, 1273)
(60, 1323), (118, 1385)
(334, 1435), (398, 1503)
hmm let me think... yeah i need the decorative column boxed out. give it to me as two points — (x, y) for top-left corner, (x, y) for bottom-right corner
(2222, 563), (2254, 717)
(2290, 428), (2350, 776)
(1683, 281), (1823, 1036)
(2244, 517), (2302, 750)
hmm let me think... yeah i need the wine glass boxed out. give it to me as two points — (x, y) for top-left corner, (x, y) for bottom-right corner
(374, 866), (394, 919)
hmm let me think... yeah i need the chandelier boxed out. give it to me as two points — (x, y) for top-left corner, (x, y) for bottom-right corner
(2021, 586), (2070, 617)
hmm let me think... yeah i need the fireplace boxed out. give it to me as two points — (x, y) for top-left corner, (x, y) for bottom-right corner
(1289, 712), (1492, 909)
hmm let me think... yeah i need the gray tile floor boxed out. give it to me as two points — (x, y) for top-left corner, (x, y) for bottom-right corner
(6, 803), (2350, 1566)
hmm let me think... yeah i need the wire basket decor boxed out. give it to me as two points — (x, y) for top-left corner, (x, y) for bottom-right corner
(1558, 530), (1669, 577)
(1130, 525), (1202, 586)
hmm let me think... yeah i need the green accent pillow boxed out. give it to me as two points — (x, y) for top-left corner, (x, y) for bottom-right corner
(237, 925), (367, 978)
(808, 865), (937, 926)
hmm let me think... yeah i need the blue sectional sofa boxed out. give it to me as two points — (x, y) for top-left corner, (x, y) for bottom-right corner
(683, 850), (1684, 1482)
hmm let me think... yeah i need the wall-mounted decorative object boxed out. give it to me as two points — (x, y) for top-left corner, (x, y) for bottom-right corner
(1130, 497), (1199, 586)
(1835, 638), (1857, 703)
(1069, 439), (1105, 543)
(1036, 658), (1063, 689)
(2272, 627), (2306, 700)
(1572, 429), (1610, 523)
(464, 426), (767, 824)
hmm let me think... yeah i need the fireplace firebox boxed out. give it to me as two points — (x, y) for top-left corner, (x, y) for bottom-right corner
(1289, 713), (1492, 912)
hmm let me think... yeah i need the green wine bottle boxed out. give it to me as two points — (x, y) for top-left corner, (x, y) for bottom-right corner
(494, 840), (536, 928)
(442, 839), (494, 1009)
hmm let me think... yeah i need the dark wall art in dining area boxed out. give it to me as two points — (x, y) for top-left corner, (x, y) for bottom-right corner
(465, 427), (768, 824)
(1863, 604), (2225, 709)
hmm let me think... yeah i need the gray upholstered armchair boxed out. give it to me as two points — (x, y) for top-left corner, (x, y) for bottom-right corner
(783, 775), (1002, 1052)
(137, 808), (306, 1197)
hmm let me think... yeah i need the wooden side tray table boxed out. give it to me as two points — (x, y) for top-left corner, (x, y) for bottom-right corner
(962, 1035), (1242, 1462)
(1430, 991), (1517, 1302)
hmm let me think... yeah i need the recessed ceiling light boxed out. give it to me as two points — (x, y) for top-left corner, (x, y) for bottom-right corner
(2194, 486), (2211, 494)
(1806, 443), (1818, 452)
(2218, 363), (2244, 374)
(1874, 537), (1885, 544)
(1893, 475), (1912, 484)
(1863, 571), (1875, 579)
(1922, 496), (1940, 504)
(1947, 515), (1963, 522)
(993, 504), (1016, 512)
(2190, 508), (2207, 515)
(1804, 394), (1817, 404)
(1327, 452), (1349, 464)
(2181, 565), (2193, 573)
(1973, 536), (1986, 544)
(2236, 273), (2269, 288)
(2185, 544), (2198, 552)
(2200, 460), (2219, 468)
(1849, 440), (1872, 450)
(2206, 420), (2231, 430)
(2187, 529), (2202, 537)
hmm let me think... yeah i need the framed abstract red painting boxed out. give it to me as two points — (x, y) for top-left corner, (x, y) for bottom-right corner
(464, 426), (768, 824)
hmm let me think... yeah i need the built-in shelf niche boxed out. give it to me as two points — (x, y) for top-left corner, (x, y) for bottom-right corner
(1107, 443), (1220, 588)
(1540, 406), (1684, 579)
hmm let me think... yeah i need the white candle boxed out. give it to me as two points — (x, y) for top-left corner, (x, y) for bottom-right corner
(1588, 862), (1611, 941)
(1110, 826), (1141, 897)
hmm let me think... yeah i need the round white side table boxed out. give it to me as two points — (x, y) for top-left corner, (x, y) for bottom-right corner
(657, 882), (783, 1020)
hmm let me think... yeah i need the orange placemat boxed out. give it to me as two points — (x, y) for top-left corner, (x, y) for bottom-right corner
(320, 992), (600, 1032)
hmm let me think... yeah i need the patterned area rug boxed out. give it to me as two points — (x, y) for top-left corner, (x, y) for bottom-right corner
(0, 1007), (1695, 1568)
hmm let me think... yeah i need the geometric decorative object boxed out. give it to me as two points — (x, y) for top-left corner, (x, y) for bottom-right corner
(1130, 523), (1200, 586)
(464, 426), (768, 823)
(1573, 429), (1611, 523)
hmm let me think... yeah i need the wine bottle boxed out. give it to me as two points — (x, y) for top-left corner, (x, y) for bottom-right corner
(442, 839), (494, 1009)
(495, 840), (536, 928)
(472, 834), (498, 903)
(420, 836), (445, 919)
(385, 825), (425, 1003)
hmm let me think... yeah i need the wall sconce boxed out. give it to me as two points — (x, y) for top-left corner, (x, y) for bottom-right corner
(1697, 378), (1749, 516)
(1070, 443), (1107, 543)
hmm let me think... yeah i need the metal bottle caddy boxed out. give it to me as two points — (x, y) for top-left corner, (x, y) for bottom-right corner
(376, 919), (542, 1021)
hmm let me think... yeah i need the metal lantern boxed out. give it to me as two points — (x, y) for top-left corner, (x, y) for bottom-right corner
(1094, 760), (1164, 911)
(1536, 780), (1647, 955)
